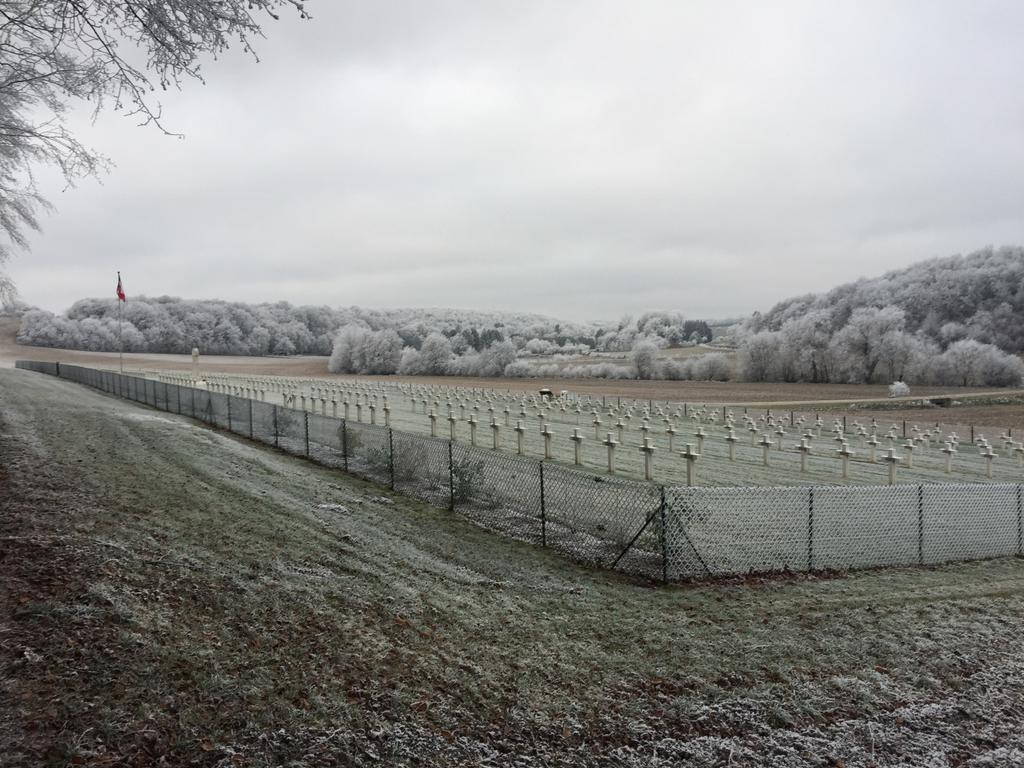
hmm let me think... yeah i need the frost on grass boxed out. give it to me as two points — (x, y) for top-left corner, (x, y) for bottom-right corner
(3, 368), (1024, 767)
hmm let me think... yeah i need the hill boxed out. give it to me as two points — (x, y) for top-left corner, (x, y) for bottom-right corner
(736, 246), (1024, 386)
(4, 366), (1024, 765)
(750, 245), (1024, 353)
(14, 298), (591, 357)
(12, 298), (714, 367)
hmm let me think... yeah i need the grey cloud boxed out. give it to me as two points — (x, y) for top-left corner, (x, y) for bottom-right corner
(11, 0), (1024, 322)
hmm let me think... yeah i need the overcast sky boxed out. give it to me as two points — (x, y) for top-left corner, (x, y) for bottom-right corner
(10, 0), (1024, 322)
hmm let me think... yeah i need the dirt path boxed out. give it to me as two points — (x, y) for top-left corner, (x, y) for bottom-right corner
(3, 370), (1024, 765)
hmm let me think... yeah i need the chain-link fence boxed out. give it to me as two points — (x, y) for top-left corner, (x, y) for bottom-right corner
(16, 360), (1024, 582)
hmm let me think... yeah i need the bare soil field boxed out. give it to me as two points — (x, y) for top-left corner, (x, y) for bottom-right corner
(3, 367), (1024, 766)
(5, 316), (1024, 426)
(0, 317), (331, 376)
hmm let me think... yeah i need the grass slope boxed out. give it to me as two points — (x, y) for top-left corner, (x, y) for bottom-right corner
(2, 368), (1024, 766)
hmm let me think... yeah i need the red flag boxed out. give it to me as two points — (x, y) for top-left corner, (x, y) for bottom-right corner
(116, 272), (126, 302)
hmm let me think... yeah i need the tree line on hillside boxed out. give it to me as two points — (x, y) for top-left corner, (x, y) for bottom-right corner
(724, 246), (1019, 387)
(732, 305), (1023, 387)
(15, 297), (712, 361)
(728, 246), (1024, 386)
(325, 323), (733, 381)
(16, 246), (1024, 387)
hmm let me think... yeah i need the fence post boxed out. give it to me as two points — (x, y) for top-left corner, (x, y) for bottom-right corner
(190, 387), (196, 417)
(902, 419), (907, 439)
(272, 405), (279, 448)
(388, 428), (395, 490)
(342, 420), (349, 472)
(176, 385), (181, 414)
(248, 398), (254, 439)
(448, 441), (455, 511)
(660, 485), (667, 584)
(918, 484), (924, 565)
(303, 411), (310, 457)
(807, 487), (814, 571)
(539, 460), (546, 547)
(227, 395), (233, 432)
(1017, 484), (1022, 557)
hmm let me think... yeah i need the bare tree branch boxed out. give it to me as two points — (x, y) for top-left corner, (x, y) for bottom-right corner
(0, 0), (309, 283)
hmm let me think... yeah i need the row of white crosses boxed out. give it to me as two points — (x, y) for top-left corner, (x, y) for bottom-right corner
(400, 385), (711, 483)
(151, 370), (1021, 485)
(412, 382), (1009, 483)
(350, 378), (1010, 483)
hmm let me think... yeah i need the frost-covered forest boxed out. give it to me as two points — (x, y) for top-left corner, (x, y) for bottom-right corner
(14, 245), (1024, 386)
(15, 298), (713, 374)
(731, 245), (1024, 386)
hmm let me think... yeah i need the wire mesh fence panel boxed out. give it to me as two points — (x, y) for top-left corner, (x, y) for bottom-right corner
(275, 406), (306, 458)
(225, 395), (252, 438)
(153, 380), (168, 411)
(665, 486), (811, 579)
(811, 485), (920, 569)
(344, 421), (392, 487)
(922, 484), (1020, 564)
(542, 463), (663, 577)
(16, 361), (56, 375)
(14, 361), (1024, 583)
(250, 401), (278, 448)
(163, 384), (179, 416)
(181, 385), (196, 419)
(193, 389), (212, 426)
(208, 392), (230, 430)
(392, 433), (451, 509)
(453, 445), (544, 545)
(307, 413), (347, 470)
(171, 383), (184, 415)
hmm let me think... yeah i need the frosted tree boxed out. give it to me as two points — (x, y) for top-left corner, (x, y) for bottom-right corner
(363, 329), (403, 374)
(753, 246), (1024, 354)
(397, 347), (423, 375)
(0, 0), (310, 293)
(631, 340), (661, 380)
(830, 306), (906, 383)
(737, 331), (786, 382)
(938, 339), (1022, 386)
(876, 330), (922, 383)
(418, 333), (453, 375)
(477, 340), (517, 377)
(689, 353), (733, 381)
(328, 324), (369, 373)
(779, 310), (834, 382)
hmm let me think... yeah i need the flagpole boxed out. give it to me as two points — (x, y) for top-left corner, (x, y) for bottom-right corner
(118, 271), (123, 374)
